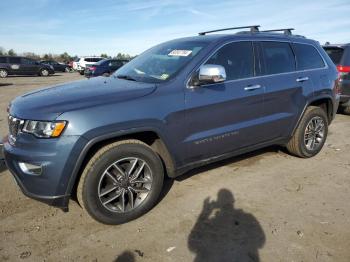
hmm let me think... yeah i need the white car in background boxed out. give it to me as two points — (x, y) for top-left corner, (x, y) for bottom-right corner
(73, 57), (104, 75)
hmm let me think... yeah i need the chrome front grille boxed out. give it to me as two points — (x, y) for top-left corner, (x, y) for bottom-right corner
(8, 115), (24, 138)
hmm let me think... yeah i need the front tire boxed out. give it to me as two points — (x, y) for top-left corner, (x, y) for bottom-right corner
(77, 140), (164, 224)
(0, 69), (8, 78)
(40, 68), (49, 76)
(341, 105), (350, 115)
(286, 106), (328, 158)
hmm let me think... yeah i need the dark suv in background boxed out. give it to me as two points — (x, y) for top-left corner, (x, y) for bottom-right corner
(323, 44), (350, 114)
(2, 26), (339, 224)
(0, 56), (54, 78)
(84, 59), (129, 77)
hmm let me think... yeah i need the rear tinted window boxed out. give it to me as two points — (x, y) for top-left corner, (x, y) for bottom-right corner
(294, 43), (325, 70)
(261, 42), (295, 75)
(206, 41), (254, 80)
(0, 57), (7, 63)
(8, 57), (21, 64)
(323, 47), (344, 65)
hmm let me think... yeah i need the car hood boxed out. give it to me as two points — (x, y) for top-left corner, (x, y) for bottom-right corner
(9, 76), (157, 120)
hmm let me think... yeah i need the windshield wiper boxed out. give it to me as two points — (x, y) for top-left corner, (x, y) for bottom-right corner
(116, 74), (137, 81)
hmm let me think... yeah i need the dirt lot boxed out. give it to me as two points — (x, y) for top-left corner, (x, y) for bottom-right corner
(0, 74), (349, 262)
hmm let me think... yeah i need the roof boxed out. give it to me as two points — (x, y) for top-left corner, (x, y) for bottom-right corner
(170, 32), (316, 46)
(170, 25), (318, 46)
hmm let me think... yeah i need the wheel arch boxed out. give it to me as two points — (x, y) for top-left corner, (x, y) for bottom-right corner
(66, 128), (176, 201)
(292, 95), (334, 137)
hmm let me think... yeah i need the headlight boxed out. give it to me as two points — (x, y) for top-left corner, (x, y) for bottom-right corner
(22, 120), (67, 138)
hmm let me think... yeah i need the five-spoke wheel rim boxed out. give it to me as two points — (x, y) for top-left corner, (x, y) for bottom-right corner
(98, 157), (153, 213)
(304, 116), (325, 151)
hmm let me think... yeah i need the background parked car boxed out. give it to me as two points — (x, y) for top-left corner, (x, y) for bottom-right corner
(0, 56), (54, 78)
(84, 59), (129, 77)
(74, 57), (104, 75)
(323, 43), (350, 114)
(72, 57), (80, 71)
(40, 60), (72, 72)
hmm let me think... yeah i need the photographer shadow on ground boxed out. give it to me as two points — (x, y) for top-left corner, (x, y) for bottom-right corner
(188, 189), (265, 262)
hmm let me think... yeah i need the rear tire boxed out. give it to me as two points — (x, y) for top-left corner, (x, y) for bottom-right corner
(0, 69), (8, 78)
(286, 106), (328, 158)
(77, 140), (164, 225)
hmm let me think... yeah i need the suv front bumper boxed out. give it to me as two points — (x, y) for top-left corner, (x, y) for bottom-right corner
(2, 134), (87, 211)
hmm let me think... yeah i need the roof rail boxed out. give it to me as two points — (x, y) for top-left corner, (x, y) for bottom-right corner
(198, 25), (260, 35)
(262, 28), (295, 36)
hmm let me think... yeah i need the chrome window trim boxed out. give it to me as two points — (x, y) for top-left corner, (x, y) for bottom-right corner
(186, 39), (329, 89)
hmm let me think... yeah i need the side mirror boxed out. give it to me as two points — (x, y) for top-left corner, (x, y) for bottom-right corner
(198, 64), (226, 85)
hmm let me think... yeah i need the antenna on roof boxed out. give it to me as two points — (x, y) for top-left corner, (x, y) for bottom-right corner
(198, 25), (260, 35)
(262, 28), (295, 36)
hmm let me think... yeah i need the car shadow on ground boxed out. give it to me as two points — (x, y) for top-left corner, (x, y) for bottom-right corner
(188, 189), (265, 261)
(0, 160), (7, 173)
(176, 145), (283, 182)
(0, 83), (13, 87)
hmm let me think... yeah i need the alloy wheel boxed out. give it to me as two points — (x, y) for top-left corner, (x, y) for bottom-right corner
(304, 116), (325, 151)
(98, 157), (153, 213)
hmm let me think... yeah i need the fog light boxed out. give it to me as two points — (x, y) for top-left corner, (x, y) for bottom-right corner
(18, 162), (42, 176)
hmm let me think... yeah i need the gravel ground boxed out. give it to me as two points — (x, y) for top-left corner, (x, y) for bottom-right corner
(0, 73), (349, 262)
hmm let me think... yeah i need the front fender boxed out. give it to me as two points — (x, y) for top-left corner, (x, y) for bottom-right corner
(63, 126), (176, 202)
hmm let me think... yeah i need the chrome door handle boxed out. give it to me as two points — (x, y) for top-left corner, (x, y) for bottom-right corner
(244, 84), (261, 91)
(296, 77), (309, 82)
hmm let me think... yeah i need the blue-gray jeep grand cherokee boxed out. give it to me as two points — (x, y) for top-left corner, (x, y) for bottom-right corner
(2, 26), (340, 224)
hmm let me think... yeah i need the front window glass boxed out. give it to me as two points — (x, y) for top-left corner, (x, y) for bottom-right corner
(22, 58), (36, 65)
(205, 41), (254, 80)
(114, 40), (208, 83)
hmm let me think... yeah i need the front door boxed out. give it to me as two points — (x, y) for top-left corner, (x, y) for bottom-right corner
(184, 41), (266, 162)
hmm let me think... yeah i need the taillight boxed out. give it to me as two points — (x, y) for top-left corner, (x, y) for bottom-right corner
(89, 66), (96, 71)
(336, 65), (350, 73)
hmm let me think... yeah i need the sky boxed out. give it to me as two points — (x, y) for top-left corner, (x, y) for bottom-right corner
(1, 0), (350, 56)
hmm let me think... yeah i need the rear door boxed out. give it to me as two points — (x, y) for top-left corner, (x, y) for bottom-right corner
(184, 41), (266, 162)
(257, 41), (308, 140)
(21, 58), (39, 75)
(293, 43), (337, 102)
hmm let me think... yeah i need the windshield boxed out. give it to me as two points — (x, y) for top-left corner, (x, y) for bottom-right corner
(114, 40), (208, 83)
(95, 59), (109, 65)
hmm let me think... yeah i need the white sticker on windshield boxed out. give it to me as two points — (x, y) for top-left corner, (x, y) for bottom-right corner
(168, 50), (192, 57)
